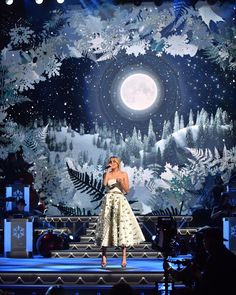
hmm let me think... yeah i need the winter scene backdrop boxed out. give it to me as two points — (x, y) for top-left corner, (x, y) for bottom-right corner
(0, 0), (235, 216)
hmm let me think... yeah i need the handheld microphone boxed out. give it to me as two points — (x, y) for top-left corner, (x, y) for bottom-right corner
(105, 164), (111, 169)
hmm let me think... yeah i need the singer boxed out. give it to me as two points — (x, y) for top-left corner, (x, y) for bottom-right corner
(95, 156), (145, 268)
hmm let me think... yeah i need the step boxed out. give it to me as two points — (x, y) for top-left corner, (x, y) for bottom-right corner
(86, 227), (197, 236)
(40, 215), (193, 224)
(35, 227), (72, 234)
(69, 243), (153, 251)
(51, 250), (163, 259)
(80, 228), (197, 243)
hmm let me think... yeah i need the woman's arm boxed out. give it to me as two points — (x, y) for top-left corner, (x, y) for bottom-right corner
(103, 172), (109, 187)
(117, 172), (129, 194)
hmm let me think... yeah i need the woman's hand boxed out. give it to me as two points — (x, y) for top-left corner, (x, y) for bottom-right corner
(117, 173), (129, 194)
(116, 177), (123, 184)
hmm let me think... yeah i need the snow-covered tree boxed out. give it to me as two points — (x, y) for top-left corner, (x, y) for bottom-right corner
(69, 140), (73, 151)
(186, 128), (195, 148)
(174, 111), (180, 132)
(180, 115), (185, 130)
(147, 119), (156, 148)
(161, 120), (172, 139)
(188, 109), (194, 126)
(79, 123), (85, 135)
(54, 153), (61, 165)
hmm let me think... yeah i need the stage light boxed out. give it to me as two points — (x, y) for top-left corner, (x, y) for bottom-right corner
(35, 0), (44, 4)
(6, 0), (13, 5)
(57, 0), (65, 3)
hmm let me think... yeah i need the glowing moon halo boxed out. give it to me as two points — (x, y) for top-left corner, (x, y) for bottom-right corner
(120, 73), (158, 111)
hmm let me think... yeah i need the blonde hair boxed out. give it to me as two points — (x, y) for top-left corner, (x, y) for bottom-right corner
(108, 156), (121, 168)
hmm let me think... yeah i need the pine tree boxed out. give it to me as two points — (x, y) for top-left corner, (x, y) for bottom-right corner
(58, 120), (62, 132)
(156, 147), (162, 164)
(94, 120), (99, 133)
(210, 113), (214, 125)
(33, 119), (38, 129)
(138, 129), (142, 141)
(196, 111), (200, 125)
(63, 137), (68, 152)
(142, 151), (148, 167)
(162, 120), (172, 139)
(62, 118), (67, 127)
(97, 136), (102, 148)
(148, 119), (156, 148)
(121, 147), (130, 165)
(54, 153), (61, 165)
(69, 140), (73, 151)
(97, 154), (103, 166)
(67, 124), (72, 133)
(180, 115), (184, 129)
(222, 110), (229, 125)
(186, 128), (195, 148)
(104, 141), (108, 150)
(129, 127), (141, 158)
(79, 123), (85, 135)
(174, 111), (180, 132)
(199, 108), (209, 126)
(188, 109), (194, 126)
(78, 152), (83, 166)
(83, 151), (89, 163)
(88, 157), (93, 166)
(215, 107), (223, 127)
(162, 136), (177, 164)
(143, 135), (149, 152)
(92, 135), (96, 146)
(196, 123), (205, 148)
(110, 131), (117, 145)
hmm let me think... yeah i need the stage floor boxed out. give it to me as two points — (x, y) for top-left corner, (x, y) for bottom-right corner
(0, 255), (191, 294)
(0, 256), (164, 273)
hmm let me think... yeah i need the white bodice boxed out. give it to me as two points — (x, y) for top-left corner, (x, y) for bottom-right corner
(107, 179), (122, 193)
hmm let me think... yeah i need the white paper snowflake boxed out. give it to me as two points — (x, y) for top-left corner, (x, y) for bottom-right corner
(44, 56), (62, 78)
(10, 26), (34, 46)
(124, 40), (150, 57)
(165, 34), (198, 57)
(13, 225), (25, 239)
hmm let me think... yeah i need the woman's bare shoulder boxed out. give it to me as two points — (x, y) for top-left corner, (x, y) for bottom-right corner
(121, 171), (128, 176)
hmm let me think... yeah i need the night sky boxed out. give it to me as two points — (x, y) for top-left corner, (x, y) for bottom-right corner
(1, 0), (236, 138)
(7, 49), (236, 138)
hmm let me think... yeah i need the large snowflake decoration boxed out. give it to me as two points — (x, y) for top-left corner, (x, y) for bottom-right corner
(165, 34), (198, 57)
(13, 225), (25, 239)
(13, 64), (46, 92)
(124, 40), (150, 57)
(9, 26), (35, 46)
(44, 56), (62, 78)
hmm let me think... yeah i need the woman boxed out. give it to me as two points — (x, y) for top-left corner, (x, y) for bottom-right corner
(95, 156), (145, 268)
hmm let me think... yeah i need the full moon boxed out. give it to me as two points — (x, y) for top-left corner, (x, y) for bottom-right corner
(120, 73), (158, 111)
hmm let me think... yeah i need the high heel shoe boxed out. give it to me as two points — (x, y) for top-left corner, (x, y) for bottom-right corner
(121, 261), (127, 268)
(101, 256), (107, 268)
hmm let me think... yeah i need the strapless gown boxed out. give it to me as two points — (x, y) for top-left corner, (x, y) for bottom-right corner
(95, 179), (145, 247)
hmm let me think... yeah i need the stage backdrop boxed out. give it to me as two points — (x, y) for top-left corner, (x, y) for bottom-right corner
(0, 1), (235, 215)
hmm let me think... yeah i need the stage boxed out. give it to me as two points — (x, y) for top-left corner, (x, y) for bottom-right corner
(0, 255), (192, 295)
(0, 216), (194, 294)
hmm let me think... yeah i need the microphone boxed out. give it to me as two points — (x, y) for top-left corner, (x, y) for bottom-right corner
(105, 164), (111, 169)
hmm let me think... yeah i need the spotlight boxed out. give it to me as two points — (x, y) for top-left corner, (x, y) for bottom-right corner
(35, 0), (44, 4)
(6, 0), (13, 5)
(57, 0), (65, 3)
